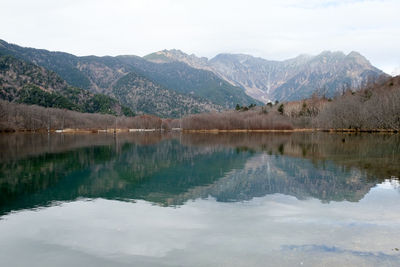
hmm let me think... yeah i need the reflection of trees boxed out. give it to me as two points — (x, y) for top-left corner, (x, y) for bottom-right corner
(0, 132), (176, 162)
(0, 145), (117, 215)
(0, 135), (250, 215)
(0, 132), (399, 215)
(181, 132), (400, 179)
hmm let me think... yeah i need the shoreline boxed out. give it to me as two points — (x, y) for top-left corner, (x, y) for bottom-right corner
(182, 129), (315, 133)
(0, 128), (133, 134)
(1, 128), (398, 134)
(183, 128), (399, 133)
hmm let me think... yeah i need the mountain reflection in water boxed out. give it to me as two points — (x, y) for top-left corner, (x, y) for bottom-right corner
(1, 132), (400, 267)
(0, 132), (399, 215)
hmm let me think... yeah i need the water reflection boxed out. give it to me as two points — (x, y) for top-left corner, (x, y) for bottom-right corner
(0, 132), (400, 266)
(1, 132), (399, 215)
(0, 181), (399, 267)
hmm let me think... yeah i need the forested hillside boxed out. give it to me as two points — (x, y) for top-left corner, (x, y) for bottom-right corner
(0, 55), (134, 116)
(113, 72), (220, 117)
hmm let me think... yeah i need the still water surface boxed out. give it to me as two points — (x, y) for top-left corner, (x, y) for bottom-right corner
(0, 132), (399, 266)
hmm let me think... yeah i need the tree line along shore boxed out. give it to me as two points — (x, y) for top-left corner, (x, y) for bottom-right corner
(1, 76), (399, 133)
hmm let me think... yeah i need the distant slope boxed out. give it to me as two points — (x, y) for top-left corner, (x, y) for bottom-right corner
(269, 51), (387, 101)
(0, 55), (134, 116)
(116, 56), (261, 108)
(144, 49), (212, 70)
(144, 49), (387, 102)
(112, 72), (220, 117)
(0, 40), (261, 115)
(0, 40), (92, 90)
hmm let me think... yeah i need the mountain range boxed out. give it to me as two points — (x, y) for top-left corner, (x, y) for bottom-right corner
(0, 39), (388, 117)
(0, 40), (258, 117)
(145, 49), (388, 103)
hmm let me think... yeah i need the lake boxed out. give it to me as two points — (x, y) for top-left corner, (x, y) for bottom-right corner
(0, 132), (399, 266)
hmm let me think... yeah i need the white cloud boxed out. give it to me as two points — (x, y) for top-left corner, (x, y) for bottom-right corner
(0, 0), (399, 72)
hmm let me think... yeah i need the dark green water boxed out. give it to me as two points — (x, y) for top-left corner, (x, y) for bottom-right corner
(0, 132), (399, 266)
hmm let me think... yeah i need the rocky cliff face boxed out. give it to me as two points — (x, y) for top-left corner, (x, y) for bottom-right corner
(145, 50), (387, 103)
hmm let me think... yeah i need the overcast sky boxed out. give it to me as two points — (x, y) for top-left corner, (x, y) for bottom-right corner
(1, 0), (399, 74)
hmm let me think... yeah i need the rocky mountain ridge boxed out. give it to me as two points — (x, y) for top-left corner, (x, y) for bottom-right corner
(145, 49), (387, 102)
(0, 39), (387, 114)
